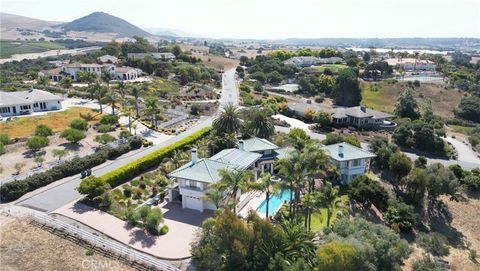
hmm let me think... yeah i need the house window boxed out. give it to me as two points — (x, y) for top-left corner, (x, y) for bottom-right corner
(20, 105), (31, 110)
(34, 103), (38, 108)
(1, 107), (11, 113)
(352, 159), (360, 167)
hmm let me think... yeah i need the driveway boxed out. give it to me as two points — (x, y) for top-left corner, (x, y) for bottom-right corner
(220, 69), (239, 106)
(52, 201), (211, 259)
(444, 136), (480, 164)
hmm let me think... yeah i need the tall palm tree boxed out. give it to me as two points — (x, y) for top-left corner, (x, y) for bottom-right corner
(300, 192), (318, 231)
(143, 98), (161, 128)
(250, 173), (277, 220)
(213, 103), (241, 135)
(131, 86), (140, 117)
(101, 69), (113, 88)
(245, 108), (275, 139)
(88, 82), (107, 113)
(301, 142), (330, 193)
(122, 105), (134, 134)
(117, 81), (127, 107)
(218, 168), (254, 213)
(276, 150), (306, 221)
(102, 91), (119, 115)
(317, 182), (341, 227)
(280, 220), (316, 266)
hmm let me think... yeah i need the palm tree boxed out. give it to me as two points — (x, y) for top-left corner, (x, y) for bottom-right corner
(101, 69), (113, 88)
(300, 192), (318, 231)
(162, 150), (189, 169)
(301, 142), (330, 193)
(280, 220), (316, 266)
(245, 108), (275, 139)
(122, 105), (134, 134)
(218, 168), (254, 213)
(250, 173), (277, 220)
(276, 150), (306, 221)
(117, 81), (127, 107)
(317, 182), (341, 227)
(102, 91), (119, 115)
(212, 103), (241, 135)
(88, 82), (107, 113)
(143, 98), (161, 128)
(203, 183), (225, 210)
(37, 76), (50, 90)
(131, 86), (140, 117)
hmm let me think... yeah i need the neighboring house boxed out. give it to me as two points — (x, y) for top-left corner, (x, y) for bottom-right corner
(112, 66), (141, 81)
(97, 54), (118, 64)
(386, 58), (437, 71)
(167, 138), (280, 212)
(127, 52), (176, 61)
(330, 106), (394, 129)
(284, 56), (344, 68)
(39, 63), (141, 82)
(0, 89), (63, 117)
(322, 142), (376, 184)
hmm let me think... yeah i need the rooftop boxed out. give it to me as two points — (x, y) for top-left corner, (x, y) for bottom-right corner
(168, 158), (238, 184)
(241, 137), (280, 152)
(322, 142), (376, 161)
(0, 89), (63, 107)
(331, 106), (393, 119)
(210, 148), (262, 168)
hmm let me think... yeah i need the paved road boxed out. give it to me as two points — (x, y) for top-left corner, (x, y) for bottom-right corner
(15, 69), (239, 212)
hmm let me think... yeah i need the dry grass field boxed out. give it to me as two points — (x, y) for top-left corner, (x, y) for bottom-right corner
(0, 216), (135, 271)
(0, 107), (101, 138)
(361, 81), (465, 118)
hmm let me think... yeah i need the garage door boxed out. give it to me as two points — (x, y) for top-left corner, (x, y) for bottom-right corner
(184, 196), (203, 211)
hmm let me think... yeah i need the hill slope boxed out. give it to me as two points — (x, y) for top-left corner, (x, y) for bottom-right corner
(61, 12), (151, 37)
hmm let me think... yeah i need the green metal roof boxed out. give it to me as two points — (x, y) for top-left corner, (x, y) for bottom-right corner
(241, 137), (279, 152)
(168, 159), (238, 184)
(274, 147), (295, 160)
(210, 148), (262, 168)
(322, 142), (376, 161)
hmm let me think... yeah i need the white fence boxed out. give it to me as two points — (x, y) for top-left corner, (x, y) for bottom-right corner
(31, 212), (180, 271)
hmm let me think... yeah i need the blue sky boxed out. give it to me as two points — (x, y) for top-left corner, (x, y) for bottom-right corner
(1, 0), (479, 39)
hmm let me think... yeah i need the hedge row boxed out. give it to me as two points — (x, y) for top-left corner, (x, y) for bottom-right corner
(0, 136), (143, 202)
(100, 126), (212, 188)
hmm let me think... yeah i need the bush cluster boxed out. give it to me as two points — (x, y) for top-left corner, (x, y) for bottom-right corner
(0, 136), (142, 201)
(100, 127), (212, 188)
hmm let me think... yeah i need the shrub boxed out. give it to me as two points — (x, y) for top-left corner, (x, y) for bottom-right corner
(95, 134), (116, 144)
(0, 134), (9, 145)
(131, 180), (140, 186)
(60, 128), (86, 143)
(384, 201), (416, 232)
(77, 176), (111, 200)
(100, 127), (212, 187)
(159, 224), (169, 235)
(0, 142), (5, 155)
(100, 114), (119, 125)
(348, 175), (390, 212)
(129, 136), (143, 149)
(70, 118), (88, 131)
(27, 136), (49, 151)
(123, 187), (132, 198)
(97, 124), (113, 133)
(417, 232), (450, 256)
(35, 124), (53, 137)
(85, 248), (95, 256)
(412, 255), (449, 271)
(139, 182), (147, 189)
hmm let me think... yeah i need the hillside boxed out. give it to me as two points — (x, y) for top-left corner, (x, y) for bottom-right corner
(61, 12), (150, 38)
(0, 13), (60, 40)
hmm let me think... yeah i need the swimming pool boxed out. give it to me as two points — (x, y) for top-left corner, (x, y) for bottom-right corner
(256, 190), (292, 216)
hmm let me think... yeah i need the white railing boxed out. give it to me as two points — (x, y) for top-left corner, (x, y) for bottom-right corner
(30, 212), (180, 271)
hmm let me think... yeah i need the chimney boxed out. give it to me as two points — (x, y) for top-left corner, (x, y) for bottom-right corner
(360, 105), (366, 112)
(238, 140), (244, 151)
(338, 144), (344, 158)
(191, 148), (198, 163)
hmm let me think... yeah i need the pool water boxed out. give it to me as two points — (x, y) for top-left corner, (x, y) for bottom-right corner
(256, 190), (291, 216)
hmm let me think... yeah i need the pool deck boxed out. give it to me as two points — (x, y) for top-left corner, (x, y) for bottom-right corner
(238, 191), (266, 218)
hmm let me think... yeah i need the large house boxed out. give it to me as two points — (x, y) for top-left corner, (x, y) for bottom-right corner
(97, 54), (118, 64)
(284, 56), (344, 68)
(330, 106), (394, 129)
(127, 52), (176, 61)
(167, 137), (375, 212)
(386, 58), (436, 71)
(39, 63), (141, 82)
(0, 89), (63, 117)
(322, 142), (375, 184)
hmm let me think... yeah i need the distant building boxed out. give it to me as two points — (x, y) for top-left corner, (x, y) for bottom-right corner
(39, 63), (141, 82)
(97, 54), (118, 64)
(127, 52), (176, 61)
(0, 89), (63, 117)
(284, 56), (344, 68)
(330, 106), (394, 129)
(386, 58), (436, 71)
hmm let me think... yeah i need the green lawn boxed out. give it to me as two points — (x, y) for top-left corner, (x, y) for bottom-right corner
(0, 40), (65, 57)
(310, 193), (350, 231)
